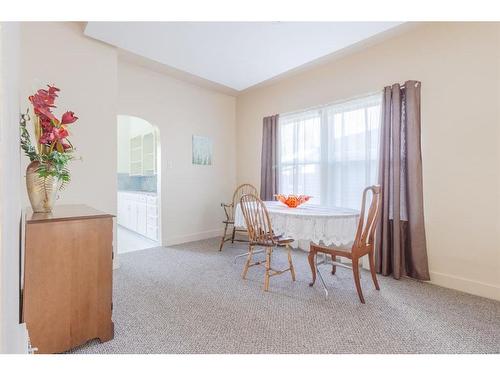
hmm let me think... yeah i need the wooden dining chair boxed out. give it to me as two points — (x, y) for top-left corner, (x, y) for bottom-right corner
(240, 194), (296, 291)
(219, 183), (258, 251)
(308, 185), (382, 303)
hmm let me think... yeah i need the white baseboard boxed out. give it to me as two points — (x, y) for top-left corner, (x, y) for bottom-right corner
(164, 229), (222, 247)
(429, 271), (500, 301)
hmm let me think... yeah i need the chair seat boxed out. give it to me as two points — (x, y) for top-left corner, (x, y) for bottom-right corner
(276, 236), (294, 245)
(251, 235), (294, 247)
(310, 243), (353, 258)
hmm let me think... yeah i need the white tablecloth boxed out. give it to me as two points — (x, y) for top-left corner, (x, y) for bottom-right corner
(234, 201), (360, 247)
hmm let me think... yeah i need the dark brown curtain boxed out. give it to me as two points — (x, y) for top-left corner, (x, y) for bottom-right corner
(260, 114), (279, 201)
(375, 81), (430, 280)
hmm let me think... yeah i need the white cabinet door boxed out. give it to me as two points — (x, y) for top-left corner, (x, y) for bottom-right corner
(118, 191), (158, 240)
(137, 202), (147, 237)
(130, 135), (143, 176)
(146, 224), (158, 241)
(123, 198), (131, 229)
(146, 195), (157, 207)
(146, 204), (157, 220)
(117, 193), (124, 226)
(146, 197), (158, 241)
(127, 199), (138, 232)
(142, 132), (155, 175)
(124, 200), (131, 229)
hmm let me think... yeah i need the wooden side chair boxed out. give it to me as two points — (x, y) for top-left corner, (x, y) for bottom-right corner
(308, 185), (382, 303)
(219, 183), (258, 251)
(240, 194), (296, 292)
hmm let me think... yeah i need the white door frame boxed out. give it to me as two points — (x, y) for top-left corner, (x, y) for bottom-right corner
(0, 21), (29, 354)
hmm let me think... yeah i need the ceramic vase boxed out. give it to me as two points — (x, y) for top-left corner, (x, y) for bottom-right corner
(26, 161), (59, 213)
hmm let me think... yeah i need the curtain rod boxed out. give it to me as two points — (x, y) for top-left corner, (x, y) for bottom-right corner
(280, 90), (383, 118)
(393, 81), (421, 89)
(278, 81), (420, 118)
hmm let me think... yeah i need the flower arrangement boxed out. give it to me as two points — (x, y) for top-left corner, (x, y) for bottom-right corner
(20, 85), (78, 188)
(20, 85), (78, 212)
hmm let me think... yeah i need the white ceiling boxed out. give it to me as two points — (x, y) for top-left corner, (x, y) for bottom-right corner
(85, 22), (402, 91)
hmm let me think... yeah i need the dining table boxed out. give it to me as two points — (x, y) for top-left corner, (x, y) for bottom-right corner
(234, 200), (360, 250)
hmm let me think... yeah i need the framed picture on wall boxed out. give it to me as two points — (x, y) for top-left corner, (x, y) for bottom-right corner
(192, 135), (213, 166)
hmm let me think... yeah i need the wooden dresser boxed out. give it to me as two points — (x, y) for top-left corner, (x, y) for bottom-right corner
(22, 205), (114, 353)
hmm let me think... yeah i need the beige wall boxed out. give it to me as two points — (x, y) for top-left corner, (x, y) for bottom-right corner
(118, 60), (236, 245)
(20, 22), (118, 214)
(19, 22), (237, 252)
(20, 22), (119, 259)
(236, 22), (500, 300)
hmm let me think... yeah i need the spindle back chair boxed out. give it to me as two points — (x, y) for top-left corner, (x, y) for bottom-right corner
(308, 185), (382, 303)
(240, 194), (296, 291)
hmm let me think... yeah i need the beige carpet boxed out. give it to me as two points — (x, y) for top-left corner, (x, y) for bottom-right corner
(69, 238), (500, 354)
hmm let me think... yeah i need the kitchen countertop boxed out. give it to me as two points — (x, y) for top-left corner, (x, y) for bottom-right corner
(118, 190), (157, 196)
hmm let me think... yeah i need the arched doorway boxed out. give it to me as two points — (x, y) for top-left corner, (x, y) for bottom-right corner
(116, 115), (161, 253)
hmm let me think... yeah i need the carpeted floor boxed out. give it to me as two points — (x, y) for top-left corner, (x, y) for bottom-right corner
(69, 238), (500, 354)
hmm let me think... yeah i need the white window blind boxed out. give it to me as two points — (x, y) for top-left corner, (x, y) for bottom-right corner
(277, 93), (382, 210)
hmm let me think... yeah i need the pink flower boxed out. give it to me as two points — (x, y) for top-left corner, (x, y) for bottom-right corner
(38, 127), (69, 145)
(29, 92), (58, 124)
(55, 127), (69, 139)
(28, 84), (77, 154)
(39, 131), (55, 144)
(47, 85), (60, 96)
(40, 117), (53, 131)
(61, 111), (78, 125)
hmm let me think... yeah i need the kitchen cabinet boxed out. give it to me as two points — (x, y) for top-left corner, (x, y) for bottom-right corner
(130, 135), (143, 176)
(129, 131), (156, 176)
(117, 191), (158, 241)
(136, 201), (147, 236)
(142, 133), (156, 175)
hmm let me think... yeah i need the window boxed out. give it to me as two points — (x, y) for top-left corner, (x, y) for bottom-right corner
(278, 93), (382, 210)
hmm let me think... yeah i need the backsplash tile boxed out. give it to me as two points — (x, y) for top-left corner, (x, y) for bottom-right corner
(117, 173), (157, 192)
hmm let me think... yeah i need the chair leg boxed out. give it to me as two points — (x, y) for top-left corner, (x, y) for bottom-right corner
(308, 250), (317, 287)
(264, 247), (271, 292)
(219, 223), (228, 251)
(352, 257), (365, 304)
(231, 227), (236, 243)
(315, 257), (329, 298)
(368, 251), (380, 290)
(331, 255), (337, 275)
(287, 244), (296, 281)
(241, 245), (254, 280)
